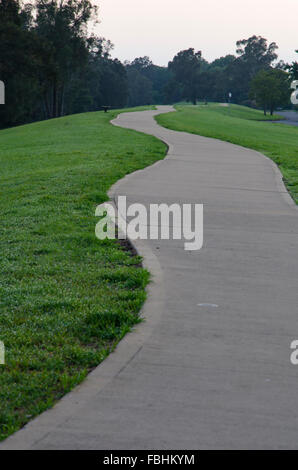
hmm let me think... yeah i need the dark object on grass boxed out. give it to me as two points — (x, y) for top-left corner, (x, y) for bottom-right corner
(102, 106), (111, 113)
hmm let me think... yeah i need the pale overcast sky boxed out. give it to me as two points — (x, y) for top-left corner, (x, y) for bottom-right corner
(92, 0), (297, 65)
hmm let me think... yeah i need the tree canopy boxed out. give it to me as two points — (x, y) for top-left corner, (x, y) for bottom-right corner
(287, 50), (298, 80)
(250, 68), (290, 115)
(0, 10), (295, 129)
(168, 48), (203, 104)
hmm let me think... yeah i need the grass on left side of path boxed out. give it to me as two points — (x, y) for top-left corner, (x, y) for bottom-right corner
(0, 107), (167, 440)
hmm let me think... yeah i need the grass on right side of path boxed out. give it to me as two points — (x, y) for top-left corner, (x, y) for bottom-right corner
(174, 102), (284, 121)
(156, 104), (298, 203)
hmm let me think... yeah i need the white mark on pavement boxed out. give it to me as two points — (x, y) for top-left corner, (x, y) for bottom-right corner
(198, 303), (219, 308)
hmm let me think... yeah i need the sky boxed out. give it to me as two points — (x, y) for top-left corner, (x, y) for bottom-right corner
(92, 0), (297, 66)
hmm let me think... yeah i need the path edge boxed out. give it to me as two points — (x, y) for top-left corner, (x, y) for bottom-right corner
(0, 108), (172, 450)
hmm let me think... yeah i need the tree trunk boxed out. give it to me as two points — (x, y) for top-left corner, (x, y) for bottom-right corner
(43, 93), (51, 119)
(192, 91), (197, 105)
(52, 80), (58, 118)
(59, 83), (65, 117)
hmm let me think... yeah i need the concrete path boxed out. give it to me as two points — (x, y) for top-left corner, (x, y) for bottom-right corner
(275, 110), (298, 126)
(2, 106), (298, 450)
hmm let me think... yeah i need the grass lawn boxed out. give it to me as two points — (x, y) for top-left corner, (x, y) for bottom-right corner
(0, 107), (166, 440)
(156, 104), (298, 203)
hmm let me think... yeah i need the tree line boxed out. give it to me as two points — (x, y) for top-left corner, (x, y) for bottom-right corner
(0, 0), (297, 129)
(0, 0), (128, 128)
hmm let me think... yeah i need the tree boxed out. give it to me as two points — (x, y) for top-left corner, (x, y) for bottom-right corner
(34, 0), (98, 118)
(236, 35), (278, 78)
(129, 56), (153, 71)
(210, 55), (236, 70)
(287, 50), (298, 80)
(163, 77), (183, 104)
(145, 65), (171, 103)
(0, 1), (129, 126)
(168, 48), (202, 104)
(0, 1), (131, 127)
(200, 55), (236, 103)
(90, 57), (128, 109)
(126, 67), (153, 106)
(250, 68), (290, 115)
(64, 37), (128, 113)
(221, 36), (279, 105)
(0, 0), (46, 127)
(125, 57), (171, 105)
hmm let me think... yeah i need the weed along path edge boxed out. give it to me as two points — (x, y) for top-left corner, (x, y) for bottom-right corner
(2, 106), (298, 449)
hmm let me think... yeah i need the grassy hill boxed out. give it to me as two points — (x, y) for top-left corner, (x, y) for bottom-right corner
(0, 107), (166, 440)
(156, 104), (298, 203)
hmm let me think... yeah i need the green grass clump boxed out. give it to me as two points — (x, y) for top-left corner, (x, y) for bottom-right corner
(0, 107), (166, 440)
(156, 104), (298, 203)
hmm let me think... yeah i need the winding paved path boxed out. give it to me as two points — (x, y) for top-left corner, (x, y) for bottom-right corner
(2, 107), (298, 450)
(275, 110), (298, 126)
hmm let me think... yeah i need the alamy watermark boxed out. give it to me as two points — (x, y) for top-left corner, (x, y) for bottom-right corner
(290, 340), (298, 365)
(291, 80), (298, 105)
(95, 196), (203, 251)
(0, 341), (4, 365)
(0, 81), (5, 105)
